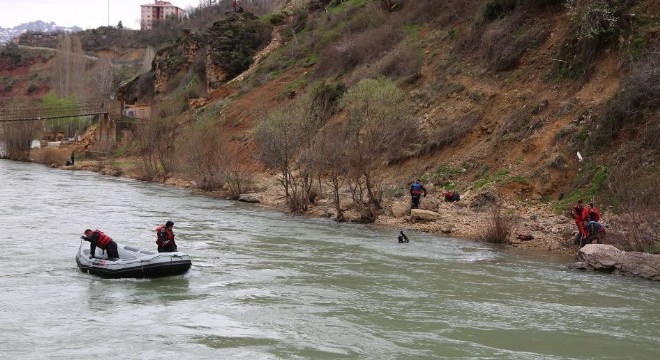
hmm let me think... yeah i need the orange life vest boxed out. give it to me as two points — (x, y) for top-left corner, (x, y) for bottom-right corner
(155, 225), (175, 247)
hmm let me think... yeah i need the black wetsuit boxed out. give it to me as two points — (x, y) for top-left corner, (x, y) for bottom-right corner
(83, 232), (119, 258)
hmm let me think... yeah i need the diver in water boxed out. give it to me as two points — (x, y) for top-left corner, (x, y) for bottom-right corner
(398, 231), (409, 243)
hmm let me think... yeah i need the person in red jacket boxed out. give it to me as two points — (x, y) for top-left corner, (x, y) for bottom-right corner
(156, 220), (177, 253)
(573, 200), (590, 245)
(82, 229), (119, 259)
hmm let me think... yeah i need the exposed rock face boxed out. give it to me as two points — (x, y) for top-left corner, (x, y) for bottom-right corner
(205, 12), (271, 88)
(120, 12), (272, 102)
(569, 244), (660, 281)
(153, 30), (203, 94)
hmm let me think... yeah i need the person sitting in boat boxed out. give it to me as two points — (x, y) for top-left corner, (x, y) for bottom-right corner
(155, 221), (178, 253)
(81, 229), (119, 259)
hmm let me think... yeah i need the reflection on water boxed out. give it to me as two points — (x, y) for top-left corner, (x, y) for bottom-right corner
(0, 159), (659, 359)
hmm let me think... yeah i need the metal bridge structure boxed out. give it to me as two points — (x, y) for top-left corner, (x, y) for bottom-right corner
(0, 101), (110, 123)
(0, 101), (122, 149)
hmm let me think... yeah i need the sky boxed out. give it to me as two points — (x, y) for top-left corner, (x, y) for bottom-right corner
(0, 0), (203, 30)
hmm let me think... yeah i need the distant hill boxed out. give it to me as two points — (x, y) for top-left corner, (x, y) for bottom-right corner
(0, 20), (82, 45)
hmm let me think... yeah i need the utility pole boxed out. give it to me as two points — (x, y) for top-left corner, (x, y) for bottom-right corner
(107, 0), (110, 26)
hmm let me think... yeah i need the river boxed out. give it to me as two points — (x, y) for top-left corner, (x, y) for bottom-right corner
(0, 159), (658, 359)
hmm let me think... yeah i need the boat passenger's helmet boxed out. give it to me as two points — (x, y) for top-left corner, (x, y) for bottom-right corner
(166, 221), (174, 228)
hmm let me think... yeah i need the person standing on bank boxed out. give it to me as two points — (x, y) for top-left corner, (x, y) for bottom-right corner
(156, 221), (177, 253)
(572, 200), (590, 245)
(81, 229), (119, 259)
(410, 179), (427, 209)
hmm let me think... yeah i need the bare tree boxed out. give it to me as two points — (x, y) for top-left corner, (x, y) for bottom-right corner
(255, 106), (309, 211)
(305, 124), (349, 221)
(179, 118), (226, 190)
(178, 118), (254, 197)
(86, 58), (116, 102)
(0, 121), (34, 161)
(134, 102), (179, 178)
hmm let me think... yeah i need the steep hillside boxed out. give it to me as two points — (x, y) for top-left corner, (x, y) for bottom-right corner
(19, 0), (659, 252)
(142, 2), (653, 195)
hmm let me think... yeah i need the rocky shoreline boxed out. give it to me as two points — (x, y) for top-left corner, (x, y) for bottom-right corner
(51, 158), (659, 281)
(62, 159), (579, 255)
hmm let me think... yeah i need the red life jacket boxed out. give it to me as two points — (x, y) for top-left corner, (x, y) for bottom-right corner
(94, 230), (112, 249)
(155, 225), (175, 247)
(573, 206), (588, 221)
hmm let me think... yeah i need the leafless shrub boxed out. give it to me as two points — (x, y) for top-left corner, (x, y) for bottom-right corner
(243, 0), (288, 16)
(223, 163), (255, 200)
(601, 160), (660, 252)
(177, 120), (226, 191)
(400, 0), (479, 25)
(345, 41), (422, 86)
(0, 122), (34, 161)
(479, 9), (549, 72)
(497, 100), (547, 141)
(305, 123), (349, 221)
(185, 1), (232, 32)
(591, 40), (660, 148)
(479, 202), (519, 243)
(133, 102), (179, 178)
(255, 96), (322, 213)
(85, 58), (117, 102)
(316, 23), (403, 76)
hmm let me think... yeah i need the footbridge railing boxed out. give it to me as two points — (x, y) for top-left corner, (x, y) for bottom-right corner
(0, 101), (110, 123)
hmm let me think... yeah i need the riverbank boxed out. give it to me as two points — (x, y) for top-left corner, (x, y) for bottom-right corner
(59, 156), (579, 255)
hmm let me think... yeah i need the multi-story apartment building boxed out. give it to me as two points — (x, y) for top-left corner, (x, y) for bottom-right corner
(140, 1), (186, 30)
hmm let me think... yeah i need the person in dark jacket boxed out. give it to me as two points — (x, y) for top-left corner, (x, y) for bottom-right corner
(81, 229), (119, 259)
(410, 179), (427, 209)
(588, 202), (601, 222)
(155, 220), (177, 253)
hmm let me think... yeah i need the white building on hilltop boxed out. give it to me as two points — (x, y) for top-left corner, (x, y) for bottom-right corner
(140, 1), (186, 30)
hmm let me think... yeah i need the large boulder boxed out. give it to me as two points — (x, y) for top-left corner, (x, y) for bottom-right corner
(410, 209), (441, 222)
(391, 201), (410, 218)
(569, 244), (660, 281)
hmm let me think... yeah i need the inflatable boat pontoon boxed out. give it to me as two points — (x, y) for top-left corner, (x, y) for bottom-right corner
(76, 242), (192, 279)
